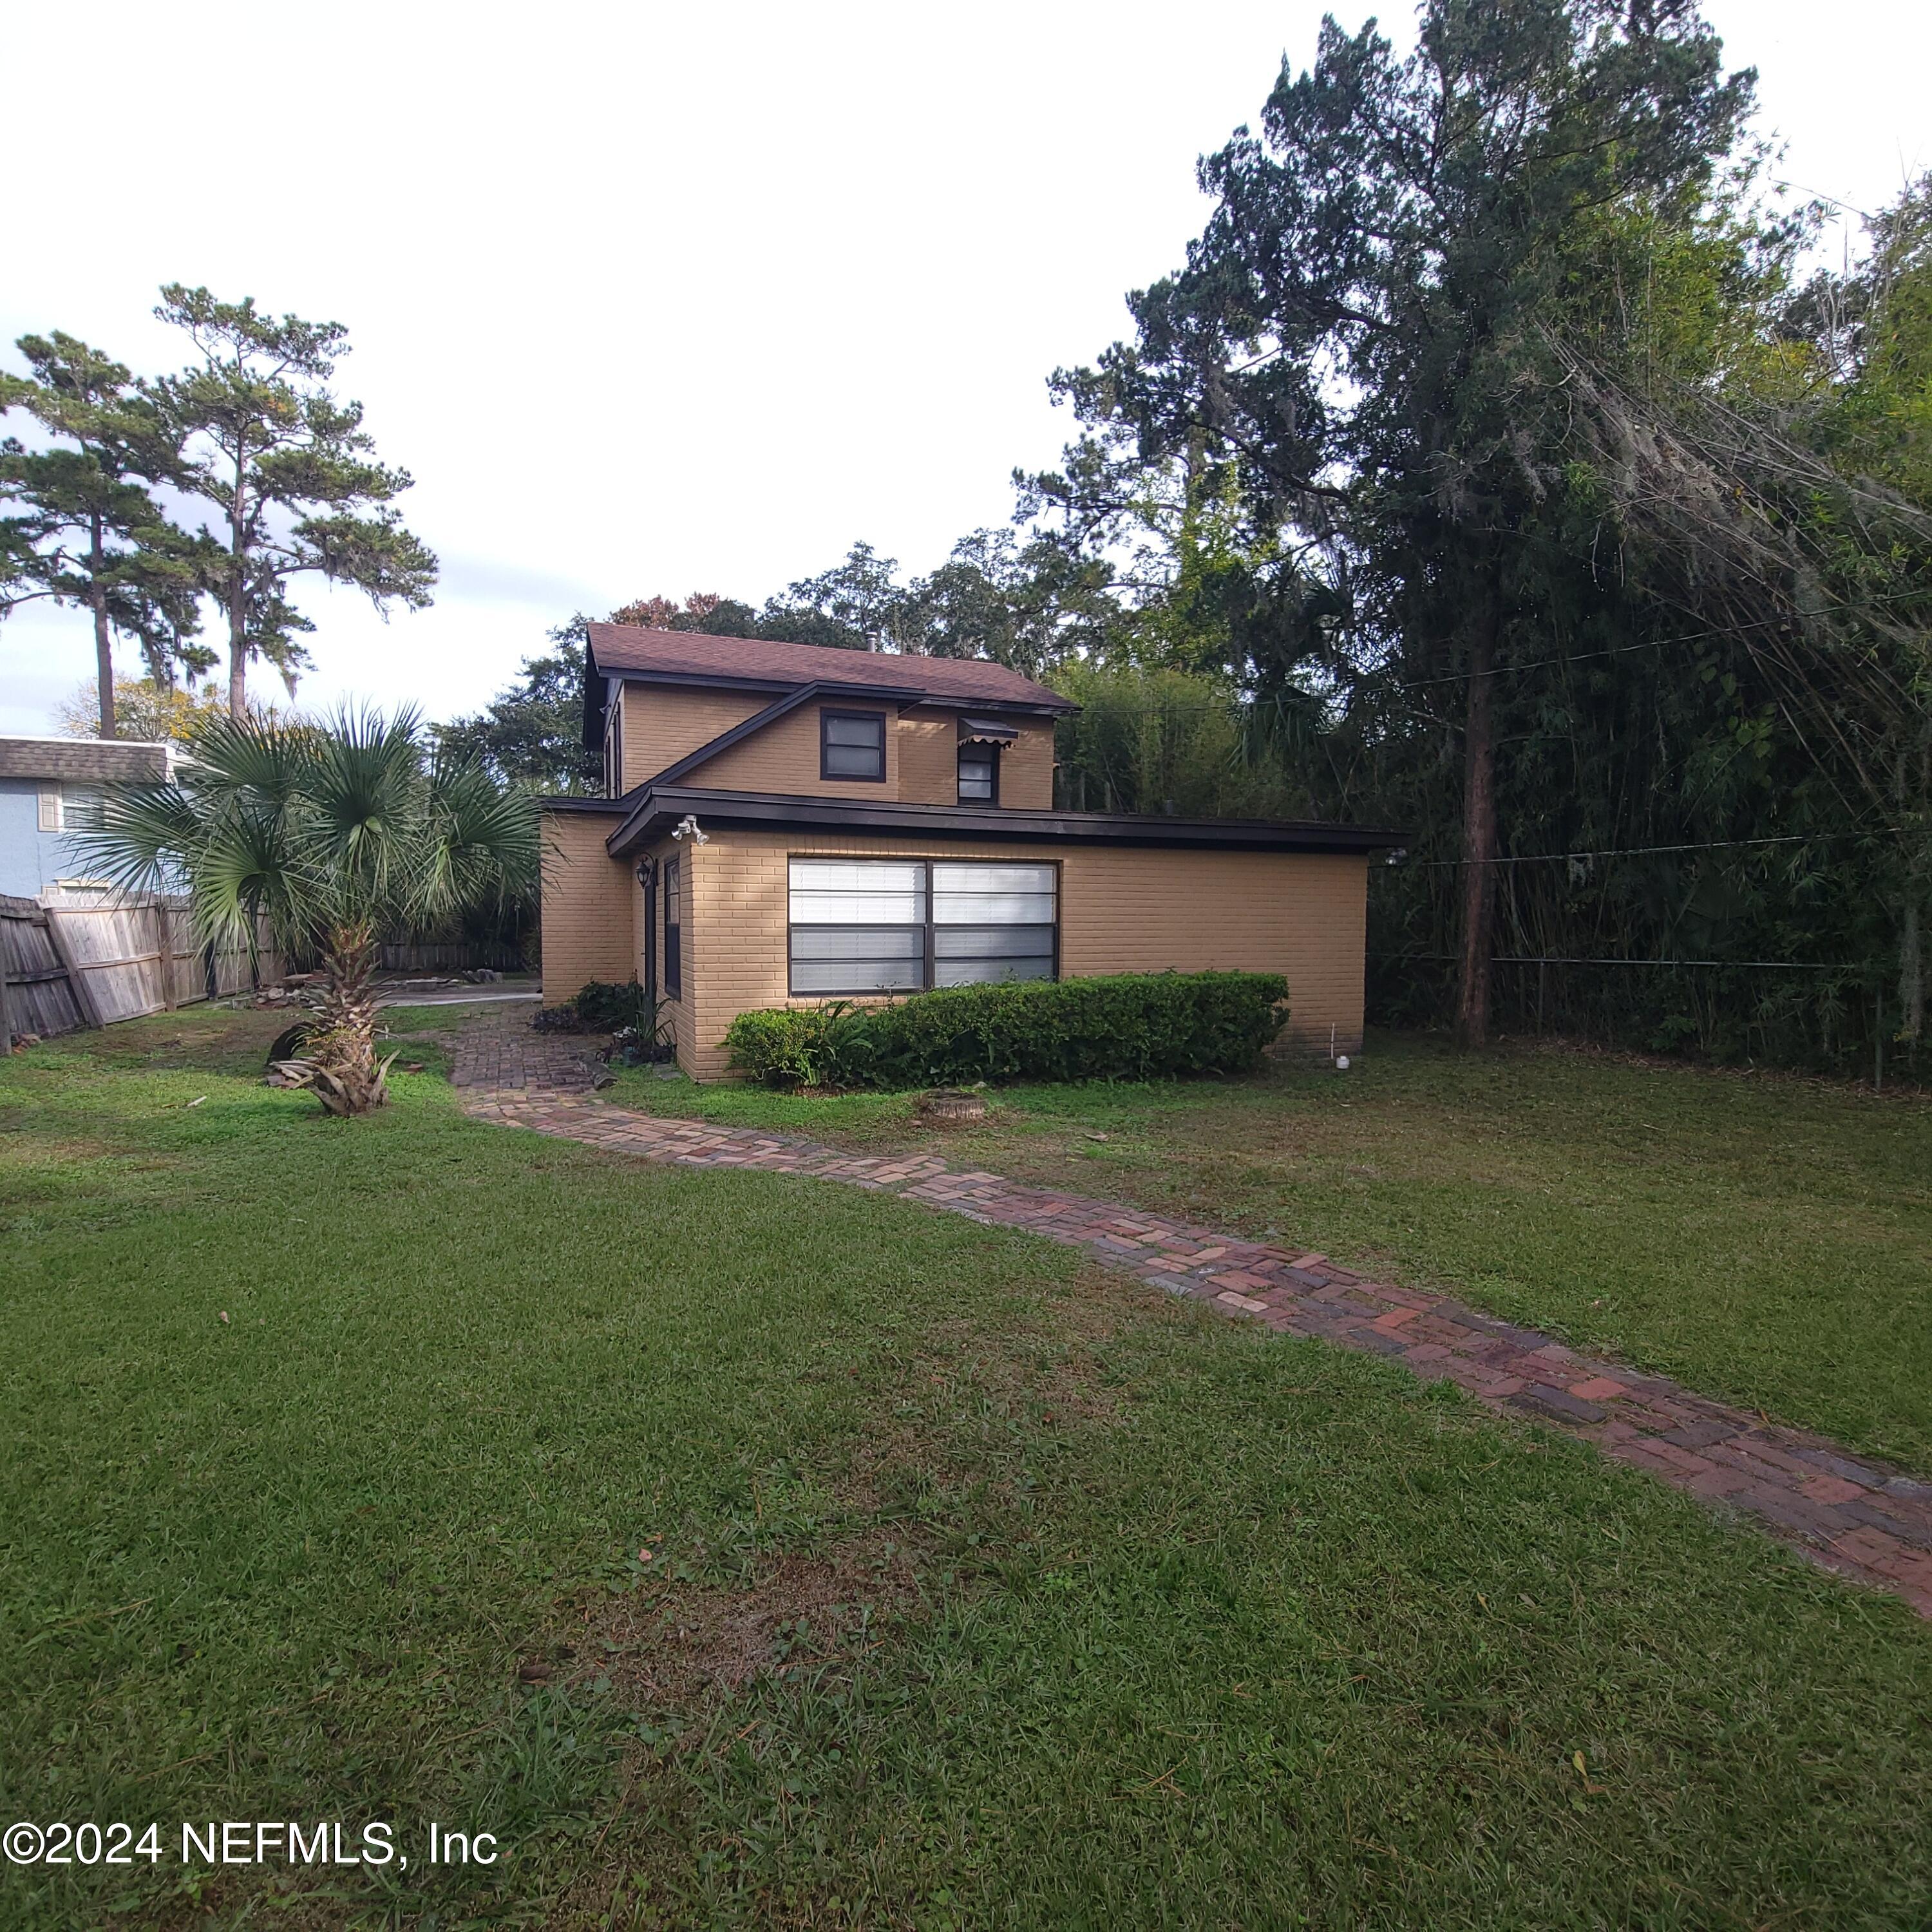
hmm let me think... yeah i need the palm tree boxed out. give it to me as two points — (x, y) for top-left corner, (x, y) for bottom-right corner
(80, 707), (536, 1115)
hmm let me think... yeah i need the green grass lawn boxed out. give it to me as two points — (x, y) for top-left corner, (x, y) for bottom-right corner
(609, 1031), (1932, 1475)
(5, 1013), (1932, 1928)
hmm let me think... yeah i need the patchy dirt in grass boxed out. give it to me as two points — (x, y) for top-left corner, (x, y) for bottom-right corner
(591, 1531), (931, 1706)
(536, 1262), (1170, 1926)
(0, 1131), (127, 1164)
(566, 1269), (1143, 1716)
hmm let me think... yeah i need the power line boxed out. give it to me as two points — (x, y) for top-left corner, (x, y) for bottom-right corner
(1372, 952), (1860, 972)
(1372, 610), (1899, 692)
(1399, 828), (1900, 868)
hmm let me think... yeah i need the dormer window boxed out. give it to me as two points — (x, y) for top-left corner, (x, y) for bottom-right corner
(820, 708), (886, 782)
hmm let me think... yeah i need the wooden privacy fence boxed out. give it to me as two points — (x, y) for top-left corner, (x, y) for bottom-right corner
(377, 938), (526, 973)
(1, 895), (283, 1046)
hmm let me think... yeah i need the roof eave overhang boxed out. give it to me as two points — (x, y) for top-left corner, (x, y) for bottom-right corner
(593, 663), (1075, 715)
(603, 784), (1406, 860)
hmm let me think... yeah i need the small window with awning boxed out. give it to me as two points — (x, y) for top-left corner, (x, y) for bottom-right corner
(957, 718), (1016, 804)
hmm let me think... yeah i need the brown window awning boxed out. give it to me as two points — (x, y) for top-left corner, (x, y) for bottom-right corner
(959, 717), (1019, 743)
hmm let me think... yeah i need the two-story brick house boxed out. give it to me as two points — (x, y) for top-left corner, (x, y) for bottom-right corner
(537, 623), (1401, 1079)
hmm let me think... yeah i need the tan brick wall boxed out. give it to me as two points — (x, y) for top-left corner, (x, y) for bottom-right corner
(692, 699), (902, 797)
(614, 679), (1059, 810)
(677, 828), (1368, 1081)
(896, 707), (1055, 807)
(539, 810), (636, 1001)
(999, 720), (1056, 808)
(620, 682), (769, 789)
(895, 707), (955, 804)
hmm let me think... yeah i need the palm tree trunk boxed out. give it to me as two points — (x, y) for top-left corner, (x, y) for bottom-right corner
(305, 920), (388, 1115)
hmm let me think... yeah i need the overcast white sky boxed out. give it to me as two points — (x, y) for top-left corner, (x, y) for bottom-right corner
(3, 1), (1927, 737)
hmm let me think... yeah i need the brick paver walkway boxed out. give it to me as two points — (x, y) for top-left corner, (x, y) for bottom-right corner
(451, 1007), (1932, 1618)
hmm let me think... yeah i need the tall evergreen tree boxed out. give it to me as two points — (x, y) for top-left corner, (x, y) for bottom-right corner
(1041, 0), (1756, 1043)
(153, 286), (437, 715)
(0, 333), (209, 736)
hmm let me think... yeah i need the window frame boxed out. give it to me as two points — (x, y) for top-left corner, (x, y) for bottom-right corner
(819, 706), (888, 783)
(956, 741), (999, 805)
(663, 853), (682, 999)
(55, 786), (106, 833)
(786, 857), (1059, 998)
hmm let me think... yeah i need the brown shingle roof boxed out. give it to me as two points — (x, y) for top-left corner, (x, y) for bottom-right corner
(0, 736), (176, 784)
(585, 624), (1074, 712)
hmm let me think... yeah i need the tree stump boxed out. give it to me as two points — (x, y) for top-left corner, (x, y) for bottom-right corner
(915, 1088), (987, 1123)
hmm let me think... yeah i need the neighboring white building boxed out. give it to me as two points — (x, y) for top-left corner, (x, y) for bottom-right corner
(0, 736), (182, 902)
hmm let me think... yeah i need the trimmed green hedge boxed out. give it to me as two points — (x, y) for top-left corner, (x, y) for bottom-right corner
(723, 972), (1289, 1090)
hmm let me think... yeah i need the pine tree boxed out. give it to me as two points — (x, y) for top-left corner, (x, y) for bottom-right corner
(153, 286), (438, 715)
(0, 332), (210, 736)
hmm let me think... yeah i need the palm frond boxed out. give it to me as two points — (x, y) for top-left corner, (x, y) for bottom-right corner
(75, 703), (532, 969)
(186, 802), (327, 954)
(66, 784), (200, 900)
(307, 706), (431, 926)
(423, 754), (540, 922)
(181, 712), (315, 810)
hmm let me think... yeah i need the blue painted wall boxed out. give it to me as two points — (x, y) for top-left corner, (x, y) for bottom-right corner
(0, 778), (102, 899)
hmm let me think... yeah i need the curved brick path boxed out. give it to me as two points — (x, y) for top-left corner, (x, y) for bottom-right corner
(449, 1008), (1932, 1618)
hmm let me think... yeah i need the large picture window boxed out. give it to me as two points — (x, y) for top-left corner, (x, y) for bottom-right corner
(820, 709), (886, 782)
(788, 858), (1056, 996)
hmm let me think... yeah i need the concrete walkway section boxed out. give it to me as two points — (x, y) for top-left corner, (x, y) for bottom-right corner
(451, 1006), (1932, 1619)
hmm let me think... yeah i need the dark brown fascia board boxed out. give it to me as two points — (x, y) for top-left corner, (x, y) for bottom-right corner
(605, 784), (1407, 859)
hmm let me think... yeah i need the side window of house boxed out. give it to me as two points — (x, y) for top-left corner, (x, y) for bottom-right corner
(820, 710), (886, 782)
(788, 859), (1056, 994)
(957, 744), (998, 803)
(663, 855), (682, 998)
(60, 787), (106, 832)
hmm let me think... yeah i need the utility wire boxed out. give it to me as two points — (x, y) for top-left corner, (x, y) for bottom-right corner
(1371, 952), (1861, 972)
(1372, 605), (1929, 693)
(1399, 828), (1900, 868)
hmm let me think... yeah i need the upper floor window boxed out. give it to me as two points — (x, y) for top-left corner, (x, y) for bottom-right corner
(957, 744), (998, 803)
(820, 708), (886, 782)
(39, 785), (104, 833)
